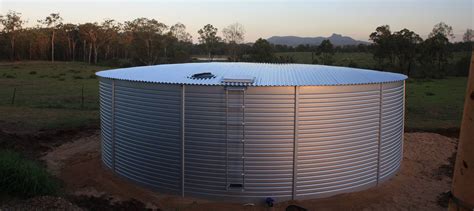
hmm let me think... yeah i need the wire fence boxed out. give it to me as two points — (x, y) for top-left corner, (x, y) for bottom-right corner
(1, 85), (99, 110)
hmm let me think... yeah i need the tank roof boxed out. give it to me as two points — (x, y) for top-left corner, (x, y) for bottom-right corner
(96, 62), (407, 86)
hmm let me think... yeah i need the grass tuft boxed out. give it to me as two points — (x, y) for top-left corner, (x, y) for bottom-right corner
(0, 150), (59, 198)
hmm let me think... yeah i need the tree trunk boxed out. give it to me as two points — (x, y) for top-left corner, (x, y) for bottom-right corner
(83, 40), (87, 62)
(10, 36), (15, 61)
(29, 42), (33, 60)
(72, 41), (76, 61)
(51, 30), (55, 63)
(88, 43), (92, 64)
(94, 45), (98, 64)
(105, 45), (110, 60)
(448, 52), (474, 211)
(67, 38), (71, 60)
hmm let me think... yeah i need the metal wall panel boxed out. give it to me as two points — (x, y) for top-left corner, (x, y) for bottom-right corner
(183, 86), (295, 201)
(113, 80), (182, 193)
(98, 79), (405, 202)
(99, 78), (113, 169)
(243, 87), (295, 200)
(183, 86), (228, 197)
(379, 82), (404, 181)
(296, 85), (381, 199)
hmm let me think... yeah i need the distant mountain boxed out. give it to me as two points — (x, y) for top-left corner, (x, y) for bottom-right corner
(267, 33), (370, 46)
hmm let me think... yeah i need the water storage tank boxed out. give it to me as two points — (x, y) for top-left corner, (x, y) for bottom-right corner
(96, 63), (407, 202)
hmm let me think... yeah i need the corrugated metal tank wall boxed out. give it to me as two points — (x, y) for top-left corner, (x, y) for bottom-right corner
(243, 87), (295, 200)
(103, 80), (183, 193)
(379, 81), (405, 181)
(184, 86), (227, 197)
(296, 84), (381, 199)
(98, 78), (405, 202)
(183, 86), (296, 200)
(99, 78), (113, 169)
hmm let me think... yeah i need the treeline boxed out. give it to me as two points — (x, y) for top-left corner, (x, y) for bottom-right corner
(268, 23), (472, 78)
(0, 11), (472, 78)
(0, 11), (253, 66)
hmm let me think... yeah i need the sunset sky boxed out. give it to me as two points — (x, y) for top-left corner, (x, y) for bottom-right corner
(1, 0), (472, 43)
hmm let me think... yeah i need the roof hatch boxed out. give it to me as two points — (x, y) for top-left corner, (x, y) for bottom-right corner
(189, 72), (215, 79)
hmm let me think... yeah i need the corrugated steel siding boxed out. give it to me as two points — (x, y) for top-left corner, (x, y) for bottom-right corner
(183, 86), (295, 200)
(244, 87), (295, 200)
(379, 81), (404, 180)
(113, 80), (182, 193)
(98, 79), (405, 202)
(99, 78), (113, 169)
(183, 86), (227, 197)
(296, 85), (380, 199)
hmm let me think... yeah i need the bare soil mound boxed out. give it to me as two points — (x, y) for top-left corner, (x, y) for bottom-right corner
(41, 132), (457, 210)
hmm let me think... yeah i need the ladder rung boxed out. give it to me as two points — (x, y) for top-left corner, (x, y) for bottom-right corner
(227, 104), (245, 108)
(226, 87), (246, 91)
(226, 122), (245, 126)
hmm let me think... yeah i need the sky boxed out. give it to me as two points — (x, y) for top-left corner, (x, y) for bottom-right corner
(0, 0), (472, 43)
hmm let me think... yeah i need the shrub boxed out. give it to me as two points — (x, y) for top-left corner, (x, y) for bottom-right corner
(452, 56), (471, 76)
(73, 75), (83, 80)
(348, 60), (359, 68)
(0, 150), (59, 198)
(425, 92), (435, 96)
(5, 74), (16, 78)
(89, 74), (97, 79)
(68, 69), (80, 73)
(29, 71), (37, 75)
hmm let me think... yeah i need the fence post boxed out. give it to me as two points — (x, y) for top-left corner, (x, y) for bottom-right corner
(11, 88), (16, 105)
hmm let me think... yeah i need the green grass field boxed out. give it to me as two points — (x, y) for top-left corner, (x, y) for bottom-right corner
(276, 52), (376, 68)
(276, 51), (471, 70)
(0, 61), (467, 135)
(406, 77), (467, 131)
(0, 62), (109, 134)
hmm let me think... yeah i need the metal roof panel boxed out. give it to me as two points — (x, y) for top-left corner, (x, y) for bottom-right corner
(96, 62), (407, 86)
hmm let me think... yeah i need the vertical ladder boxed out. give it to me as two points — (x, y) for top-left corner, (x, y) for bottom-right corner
(225, 86), (246, 191)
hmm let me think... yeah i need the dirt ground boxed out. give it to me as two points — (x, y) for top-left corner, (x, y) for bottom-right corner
(39, 132), (457, 211)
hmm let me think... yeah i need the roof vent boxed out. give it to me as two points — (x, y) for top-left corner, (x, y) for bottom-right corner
(221, 75), (255, 85)
(189, 72), (215, 79)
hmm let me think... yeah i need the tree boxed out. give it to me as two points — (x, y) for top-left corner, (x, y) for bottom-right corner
(125, 18), (168, 65)
(419, 33), (451, 78)
(101, 19), (121, 61)
(222, 23), (245, 61)
(0, 11), (24, 60)
(170, 23), (192, 43)
(250, 38), (274, 62)
(429, 22), (455, 40)
(78, 23), (100, 64)
(369, 25), (395, 68)
(198, 24), (221, 61)
(463, 29), (473, 42)
(392, 28), (422, 76)
(315, 39), (335, 65)
(62, 23), (79, 61)
(41, 13), (63, 62)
